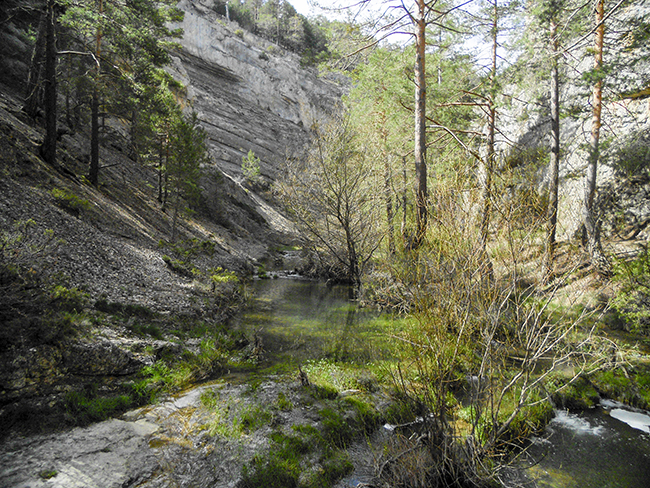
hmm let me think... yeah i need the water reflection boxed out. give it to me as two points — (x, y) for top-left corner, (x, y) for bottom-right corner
(237, 279), (382, 366)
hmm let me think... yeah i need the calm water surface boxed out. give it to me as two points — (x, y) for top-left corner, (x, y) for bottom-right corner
(236, 278), (386, 367)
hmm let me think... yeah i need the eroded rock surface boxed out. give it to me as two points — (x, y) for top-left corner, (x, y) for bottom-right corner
(170, 0), (346, 180)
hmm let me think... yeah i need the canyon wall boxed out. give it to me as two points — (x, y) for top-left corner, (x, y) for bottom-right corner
(169, 0), (346, 181)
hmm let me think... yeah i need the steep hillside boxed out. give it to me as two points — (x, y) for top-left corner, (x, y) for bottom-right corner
(0, 0), (347, 435)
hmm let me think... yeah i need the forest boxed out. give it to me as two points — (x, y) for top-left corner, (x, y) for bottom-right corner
(1, 0), (650, 487)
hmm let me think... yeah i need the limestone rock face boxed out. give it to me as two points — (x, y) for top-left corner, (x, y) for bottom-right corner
(170, 0), (346, 181)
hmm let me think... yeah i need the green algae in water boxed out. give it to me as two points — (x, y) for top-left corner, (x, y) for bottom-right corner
(239, 280), (391, 366)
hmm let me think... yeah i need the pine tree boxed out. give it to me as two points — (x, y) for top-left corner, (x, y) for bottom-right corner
(59, 0), (183, 186)
(582, 0), (610, 275)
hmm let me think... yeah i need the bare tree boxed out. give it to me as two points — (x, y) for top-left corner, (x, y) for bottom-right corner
(318, 1), (461, 247)
(277, 114), (382, 287)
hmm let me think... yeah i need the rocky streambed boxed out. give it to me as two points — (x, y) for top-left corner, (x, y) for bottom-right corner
(1, 381), (283, 488)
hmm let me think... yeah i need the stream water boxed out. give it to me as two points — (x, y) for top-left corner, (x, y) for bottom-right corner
(521, 402), (650, 488)
(236, 277), (386, 368)
(239, 278), (650, 488)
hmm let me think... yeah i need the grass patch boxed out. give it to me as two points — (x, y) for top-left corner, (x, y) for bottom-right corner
(64, 387), (137, 426)
(201, 388), (274, 438)
(240, 428), (353, 488)
(50, 188), (90, 216)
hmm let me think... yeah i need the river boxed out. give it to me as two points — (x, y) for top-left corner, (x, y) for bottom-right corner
(240, 278), (650, 488)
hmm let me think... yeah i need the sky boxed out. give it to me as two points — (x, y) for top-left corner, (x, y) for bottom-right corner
(290, 0), (321, 17)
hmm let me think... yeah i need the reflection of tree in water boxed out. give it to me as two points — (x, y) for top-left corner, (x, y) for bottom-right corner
(329, 304), (358, 362)
(246, 280), (374, 364)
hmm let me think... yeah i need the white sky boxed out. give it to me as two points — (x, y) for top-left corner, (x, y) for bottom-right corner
(290, 0), (321, 17)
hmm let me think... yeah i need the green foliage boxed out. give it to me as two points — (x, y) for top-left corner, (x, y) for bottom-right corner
(50, 188), (90, 215)
(137, 334), (229, 396)
(159, 238), (217, 259)
(49, 285), (88, 313)
(38, 470), (58, 480)
(241, 427), (353, 488)
(162, 254), (196, 278)
(64, 387), (135, 425)
(276, 391), (293, 411)
(590, 367), (650, 410)
(319, 398), (381, 449)
(210, 0), (331, 66)
(549, 375), (600, 410)
(168, 112), (209, 207)
(612, 246), (650, 334)
(609, 129), (650, 178)
(210, 267), (239, 284)
(241, 149), (263, 188)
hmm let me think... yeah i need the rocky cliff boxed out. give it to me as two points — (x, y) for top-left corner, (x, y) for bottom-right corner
(169, 0), (345, 180)
(0, 0), (346, 437)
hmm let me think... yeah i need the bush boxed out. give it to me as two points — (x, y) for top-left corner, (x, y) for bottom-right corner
(50, 188), (90, 216)
(610, 130), (650, 178)
(241, 150), (264, 189)
(612, 246), (650, 334)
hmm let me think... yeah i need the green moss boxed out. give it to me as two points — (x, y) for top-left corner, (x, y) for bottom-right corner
(39, 470), (58, 480)
(64, 388), (135, 425)
(550, 376), (600, 410)
(590, 367), (650, 409)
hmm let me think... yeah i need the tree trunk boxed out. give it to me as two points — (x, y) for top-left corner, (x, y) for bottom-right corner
(158, 133), (164, 203)
(384, 155), (396, 255)
(89, 0), (103, 187)
(23, 9), (47, 118)
(401, 155), (409, 244)
(379, 115), (395, 255)
(543, 19), (561, 279)
(89, 87), (100, 185)
(414, 0), (428, 245)
(40, 0), (57, 167)
(171, 184), (180, 242)
(479, 0), (497, 279)
(583, 0), (610, 275)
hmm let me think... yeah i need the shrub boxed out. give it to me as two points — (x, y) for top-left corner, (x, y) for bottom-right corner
(241, 150), (264, 188)
(610, 130), (650, 178)
(50, 188), (90, 216)
(612, 246), (650, 334)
